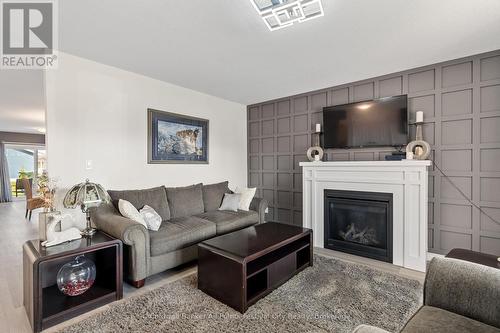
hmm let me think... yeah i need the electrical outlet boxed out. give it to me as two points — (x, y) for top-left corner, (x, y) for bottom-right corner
(85, 160), (93, 170)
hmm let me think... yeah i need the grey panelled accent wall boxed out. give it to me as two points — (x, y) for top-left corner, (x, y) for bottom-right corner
(248, 49), (500, 255)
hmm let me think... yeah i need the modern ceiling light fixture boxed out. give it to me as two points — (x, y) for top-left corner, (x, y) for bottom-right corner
(250, 0), (324, 31)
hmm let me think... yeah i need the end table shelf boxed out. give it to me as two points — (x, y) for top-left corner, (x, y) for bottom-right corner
(23, 231), (123, 332)
(42, 284), (116, 323)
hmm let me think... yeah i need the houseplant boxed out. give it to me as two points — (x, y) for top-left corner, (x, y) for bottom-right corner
(37, 171), (57, 212)
(37, 171), (61, 241)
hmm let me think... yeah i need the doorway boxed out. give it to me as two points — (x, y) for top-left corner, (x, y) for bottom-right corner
(5, 144), (46, 199)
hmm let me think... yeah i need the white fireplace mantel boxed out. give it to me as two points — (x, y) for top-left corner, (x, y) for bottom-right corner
(300, 160), (431, 272)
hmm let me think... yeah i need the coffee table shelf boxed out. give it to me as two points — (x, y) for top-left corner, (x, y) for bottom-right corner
(247, 270), (268, 302)
(246, 236), (310, 276)
(198, 222), (313, 313)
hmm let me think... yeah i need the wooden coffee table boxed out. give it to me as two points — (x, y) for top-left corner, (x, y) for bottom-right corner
(198, 222), (313, 313)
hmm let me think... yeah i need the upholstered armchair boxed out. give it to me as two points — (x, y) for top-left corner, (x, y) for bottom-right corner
(354, 257), (500, 333)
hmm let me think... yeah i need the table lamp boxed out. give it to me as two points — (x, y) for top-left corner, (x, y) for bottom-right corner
(63, 179), (111, 236)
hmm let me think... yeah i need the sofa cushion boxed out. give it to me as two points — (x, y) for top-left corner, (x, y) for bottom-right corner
(149, 216), (216, 256)
(202, 181), (230, 212)
(166, 183), (204, 218)
(195, 210), (258, 235)
(108, 186), (170, 221)
(402, 306), (500, 333)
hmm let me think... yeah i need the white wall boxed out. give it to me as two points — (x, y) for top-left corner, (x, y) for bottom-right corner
(45, 53), (247, 228)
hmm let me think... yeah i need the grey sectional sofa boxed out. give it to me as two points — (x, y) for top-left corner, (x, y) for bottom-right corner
(91, 182), (268, 287)
(354, 257), (500, 333)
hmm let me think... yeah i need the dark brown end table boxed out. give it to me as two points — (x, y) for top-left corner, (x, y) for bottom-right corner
(198, 222), (313, 313)
(446, 248), (500, 269)
(23, 231), (123, 332)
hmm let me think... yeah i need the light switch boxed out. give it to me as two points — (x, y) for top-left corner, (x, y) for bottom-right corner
(85, 160), (93, 170)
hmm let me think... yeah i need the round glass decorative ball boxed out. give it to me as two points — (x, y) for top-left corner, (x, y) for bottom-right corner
(56, 255), (96, 296)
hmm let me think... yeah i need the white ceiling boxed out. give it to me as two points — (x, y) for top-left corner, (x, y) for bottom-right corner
(58, 0), (500, 105)
(0, 70), (45, 134)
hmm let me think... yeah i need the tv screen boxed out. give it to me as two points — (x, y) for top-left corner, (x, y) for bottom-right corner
(323, 95), (408, 149)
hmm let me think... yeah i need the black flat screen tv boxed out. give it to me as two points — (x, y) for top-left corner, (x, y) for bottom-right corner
(323, 95), (408, 149)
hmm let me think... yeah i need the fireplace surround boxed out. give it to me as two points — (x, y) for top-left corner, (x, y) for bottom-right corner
(324, 190), (393, 263)
(301, 160), (431, 272)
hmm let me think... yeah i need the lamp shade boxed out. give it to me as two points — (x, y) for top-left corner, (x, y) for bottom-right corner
(63, 179), (111, 209)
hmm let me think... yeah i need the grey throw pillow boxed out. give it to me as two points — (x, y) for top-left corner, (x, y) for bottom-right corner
(166, 183), (205, 218)
(139, 205), (162, 231)
(202, 181), (230, 212)
(218, 193), (241, 212)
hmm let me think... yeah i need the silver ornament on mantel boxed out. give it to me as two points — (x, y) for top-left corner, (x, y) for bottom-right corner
(406, 111), (431, 160)
(307, 124), (324, 162)
(307, 146), (324, 162)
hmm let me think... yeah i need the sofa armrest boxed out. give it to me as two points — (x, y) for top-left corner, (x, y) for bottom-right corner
(352, 325), (390, 333)
(249, 197), (268, 224)
(424, 257), (500, 328)
(91, 204), (150, 282)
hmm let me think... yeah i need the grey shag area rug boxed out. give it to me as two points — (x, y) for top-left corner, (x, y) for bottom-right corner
(59, 255), (422, 333)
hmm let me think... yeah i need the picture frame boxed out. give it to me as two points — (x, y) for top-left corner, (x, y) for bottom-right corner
(147, 109), (209, 164)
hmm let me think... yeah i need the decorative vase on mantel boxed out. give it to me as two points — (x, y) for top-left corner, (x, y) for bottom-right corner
(307, 123), (324, 162)
(406, 111), (431, 160)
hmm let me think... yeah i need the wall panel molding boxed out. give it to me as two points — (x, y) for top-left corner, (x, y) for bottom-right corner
(247, 49), (500, 255)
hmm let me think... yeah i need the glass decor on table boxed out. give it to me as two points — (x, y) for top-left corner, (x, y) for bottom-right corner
(56, 255), (96, 296)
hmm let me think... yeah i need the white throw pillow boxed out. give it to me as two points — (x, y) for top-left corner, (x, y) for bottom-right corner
(234, 187), (256, 211)
(139, 205), (162, 231)
(218, 193), (241, 212)
(118, 199), (147, 228)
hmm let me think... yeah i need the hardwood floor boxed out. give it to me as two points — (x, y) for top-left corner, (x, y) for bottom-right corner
(0, 200), (38, 333)
(0, 201), (424, 332)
